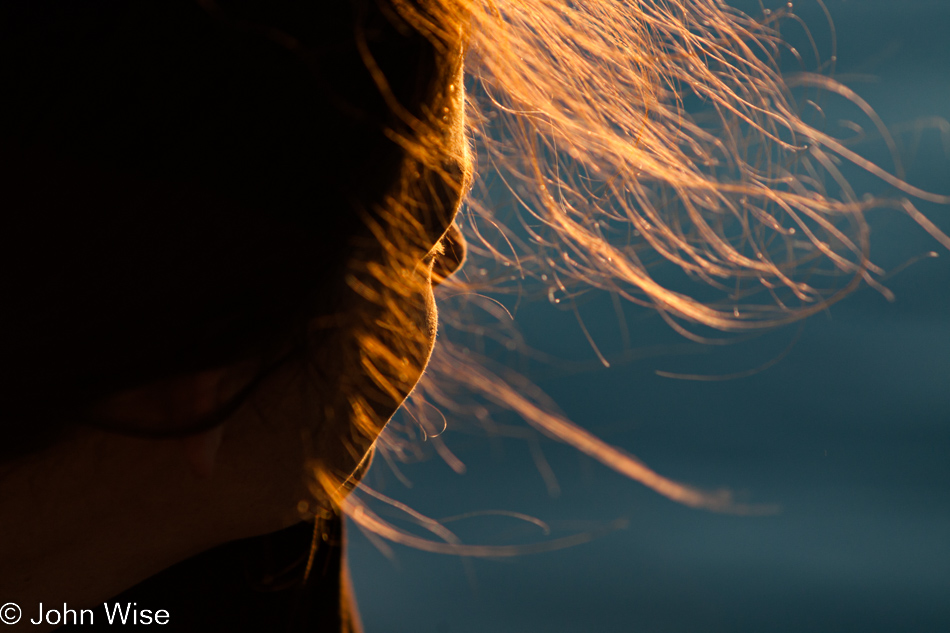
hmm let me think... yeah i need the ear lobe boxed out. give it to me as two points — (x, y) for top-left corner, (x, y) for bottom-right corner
(180, 424), (226, 479)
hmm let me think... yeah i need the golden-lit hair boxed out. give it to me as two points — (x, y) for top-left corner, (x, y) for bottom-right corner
(325, 0), (950, 547)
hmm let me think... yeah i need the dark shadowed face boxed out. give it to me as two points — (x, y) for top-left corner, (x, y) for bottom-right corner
(71, 38), (470, 536)
(177, 36), (471, 528)
(308, 42), (471, 507)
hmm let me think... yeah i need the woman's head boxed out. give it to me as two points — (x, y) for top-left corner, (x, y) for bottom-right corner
(0, 0), (469, 524)
(2, 0), (948, 565)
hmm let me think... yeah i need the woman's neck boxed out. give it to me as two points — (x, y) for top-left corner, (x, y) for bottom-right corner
(0, 434), (205, 630)
(0, 421), (309, 632)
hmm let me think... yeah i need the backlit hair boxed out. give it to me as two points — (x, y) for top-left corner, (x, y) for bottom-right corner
(329, 0), (950, 548)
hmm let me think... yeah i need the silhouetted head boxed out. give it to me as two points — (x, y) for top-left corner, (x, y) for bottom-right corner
(0, 0), (469, 482)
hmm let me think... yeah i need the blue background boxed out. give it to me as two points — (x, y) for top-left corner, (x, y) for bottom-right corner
(349, 1), (950, 631)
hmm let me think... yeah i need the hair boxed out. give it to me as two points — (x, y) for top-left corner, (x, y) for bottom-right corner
(335, 0), (950, 542)
(1, 0), (948, 538)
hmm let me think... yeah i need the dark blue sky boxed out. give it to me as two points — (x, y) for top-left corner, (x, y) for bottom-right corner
(349, 2), (950, 631)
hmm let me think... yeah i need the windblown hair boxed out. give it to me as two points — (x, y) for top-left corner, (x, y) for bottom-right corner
(337, 0), (950, 543)
(0, 0), (947, 541)
(404, 0), (950, 325)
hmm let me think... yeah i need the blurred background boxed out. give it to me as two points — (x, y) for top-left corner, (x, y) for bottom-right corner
(348, 1), (950, 631)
